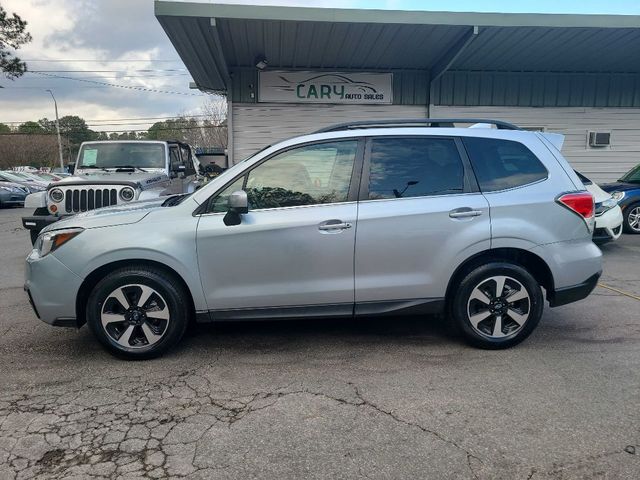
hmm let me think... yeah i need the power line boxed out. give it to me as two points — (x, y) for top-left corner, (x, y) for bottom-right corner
(0, 114), (220, 124)
(24, 59), (184, 63)
(29, 71), (204, 96)
(28, 69), (186, 73)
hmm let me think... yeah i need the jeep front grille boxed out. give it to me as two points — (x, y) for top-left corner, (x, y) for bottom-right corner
(64, 188), (118, 213)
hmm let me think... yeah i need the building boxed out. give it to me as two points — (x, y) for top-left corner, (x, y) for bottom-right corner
(156, 1), (640, 182)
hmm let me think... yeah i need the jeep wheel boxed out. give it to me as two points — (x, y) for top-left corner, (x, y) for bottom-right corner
(452, 262), (543, 349)
(86, 266), (190, 360)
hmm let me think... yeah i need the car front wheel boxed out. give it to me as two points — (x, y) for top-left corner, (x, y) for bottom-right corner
(86, 266), (190, 360)
(623, 203), (640, 234)
(452, 262), (543, 349)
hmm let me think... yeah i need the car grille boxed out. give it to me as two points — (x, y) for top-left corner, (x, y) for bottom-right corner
(64, 188), (119, 213)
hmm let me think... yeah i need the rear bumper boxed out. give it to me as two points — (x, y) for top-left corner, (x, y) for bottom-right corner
(549, 271), (601, 307)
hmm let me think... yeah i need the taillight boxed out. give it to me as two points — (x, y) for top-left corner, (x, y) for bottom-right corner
(557, 192), (595, 219)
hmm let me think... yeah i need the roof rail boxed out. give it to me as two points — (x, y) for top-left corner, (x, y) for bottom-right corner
(313, 118), (521, 134)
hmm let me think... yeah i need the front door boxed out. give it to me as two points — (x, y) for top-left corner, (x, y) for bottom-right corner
(354, 136), (491, 313)
(196, 139), (362, 317)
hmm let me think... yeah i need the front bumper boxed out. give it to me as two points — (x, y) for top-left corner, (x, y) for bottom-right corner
(24, 249), (83, 326)
(549, 271), (601, 307)
(0, 192), (26, 206)
(593, 206), (623, 243)
(22, 214), (65, 232)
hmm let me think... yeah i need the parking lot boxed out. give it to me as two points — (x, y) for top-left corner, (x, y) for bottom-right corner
(0, 206), (639, 479)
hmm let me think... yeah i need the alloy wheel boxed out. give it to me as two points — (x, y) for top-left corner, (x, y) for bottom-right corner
(628, 206), (640, 232)
(101, 284), (170, 348)
(466, 275), (531, 339)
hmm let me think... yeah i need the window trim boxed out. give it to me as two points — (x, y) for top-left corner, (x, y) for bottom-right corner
(359, 135), (478, 202)
(195, 138), (365, 215)
(460, 136), (549, 193)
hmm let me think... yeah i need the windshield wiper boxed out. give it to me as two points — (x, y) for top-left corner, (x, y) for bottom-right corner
(78, 165), (108, 172)
(108, 165), (148, 172)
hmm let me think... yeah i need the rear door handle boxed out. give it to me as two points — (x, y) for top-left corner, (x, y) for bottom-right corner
(318, 220), (352, 231)
(449, 208), (483, 219)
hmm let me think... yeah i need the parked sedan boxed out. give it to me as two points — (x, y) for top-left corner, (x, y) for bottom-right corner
(0, 181), (28, 208)
(601, 164), (640, 234)
(0, 171), (46, 194)
(575, 171), (623, 243)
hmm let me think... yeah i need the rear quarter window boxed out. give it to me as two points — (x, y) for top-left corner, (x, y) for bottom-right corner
(462, 137), (548, 192)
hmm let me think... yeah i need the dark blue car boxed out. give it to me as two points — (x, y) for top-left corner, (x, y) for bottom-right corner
(601, 164), (640, 234)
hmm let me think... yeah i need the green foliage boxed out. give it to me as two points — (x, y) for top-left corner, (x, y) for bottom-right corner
(17, 121), (44, 134)
(0, 122), (10, 133)
(0, 5), (32, 79)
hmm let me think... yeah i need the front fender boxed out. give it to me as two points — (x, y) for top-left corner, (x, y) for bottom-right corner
(25, 191), (47, 209)
(138, 189), (165, 201)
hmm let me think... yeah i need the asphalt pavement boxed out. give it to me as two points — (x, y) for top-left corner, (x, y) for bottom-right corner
(1, 206), (639, 479)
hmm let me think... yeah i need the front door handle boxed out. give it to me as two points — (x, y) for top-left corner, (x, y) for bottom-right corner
(449, 208), (483, 219)
(318, 220), (352, 231)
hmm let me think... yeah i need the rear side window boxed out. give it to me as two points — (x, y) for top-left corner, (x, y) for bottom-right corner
(368, 137), (465, 200)
(462, 137), (548, 192)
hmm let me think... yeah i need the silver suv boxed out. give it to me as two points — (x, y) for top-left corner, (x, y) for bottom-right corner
(25, 119), (602, 359)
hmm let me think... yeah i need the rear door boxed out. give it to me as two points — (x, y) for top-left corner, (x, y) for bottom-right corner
(354, 135), (491, 313)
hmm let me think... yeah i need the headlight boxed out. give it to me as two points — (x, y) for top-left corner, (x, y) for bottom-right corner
(601, 198), (617, 209)
(611, 191), (625, 202)
(36, 228), (84, 257)
(119, 187), (135, 202)
(49, 188), (64, 202)
(30, 185), (45, 192)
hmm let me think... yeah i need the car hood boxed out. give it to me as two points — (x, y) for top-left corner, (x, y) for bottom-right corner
(51, 169), (168, 187)
(600, 182), (640, 193)
(0, 181), (27, 191)
(584, 183), (611, 203)
(41, 197), (167, 233)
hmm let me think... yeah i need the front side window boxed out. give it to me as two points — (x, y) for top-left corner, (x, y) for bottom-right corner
(368, 137), (465, 200)
(244, 141), (357, 209)
(209, 177), (245, 213)
(462, 137), (548, 192)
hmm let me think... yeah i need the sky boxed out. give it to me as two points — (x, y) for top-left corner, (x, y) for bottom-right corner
(1, 0), (639, 133)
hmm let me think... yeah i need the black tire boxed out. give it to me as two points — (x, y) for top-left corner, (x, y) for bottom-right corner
(86, 266), (190, 360)
(451, 262), (543, 349)
(622, 202), (640, 234)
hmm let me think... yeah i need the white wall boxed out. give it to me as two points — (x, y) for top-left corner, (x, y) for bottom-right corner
(231, 103), (427, 164)
(431, 105), (640, 184)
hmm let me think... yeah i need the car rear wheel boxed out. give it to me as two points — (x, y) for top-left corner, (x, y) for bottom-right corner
(86, 266), (190, 360)
(452, 262), (543, 349)
(623, 203), (640, 234)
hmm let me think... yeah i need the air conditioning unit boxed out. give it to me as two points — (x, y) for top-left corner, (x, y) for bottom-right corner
(588, 131), (611, 147)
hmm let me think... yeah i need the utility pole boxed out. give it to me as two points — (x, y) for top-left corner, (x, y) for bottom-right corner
(46, 90), (65, 172)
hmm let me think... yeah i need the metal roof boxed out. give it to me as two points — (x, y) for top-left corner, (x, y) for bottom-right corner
(155, 1), (640, 92)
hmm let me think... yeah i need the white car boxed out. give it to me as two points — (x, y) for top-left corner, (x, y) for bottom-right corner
(576, 171), (623, 243)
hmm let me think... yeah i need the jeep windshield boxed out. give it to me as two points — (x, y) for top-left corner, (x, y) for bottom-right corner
(77, 143), (166, 170)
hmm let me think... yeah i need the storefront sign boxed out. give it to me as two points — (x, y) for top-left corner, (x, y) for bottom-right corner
(258, 71), (393, 104)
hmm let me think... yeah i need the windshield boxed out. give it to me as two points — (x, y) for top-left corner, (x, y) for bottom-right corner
(77, 143), (166, 169)
(620, 164), (640, 184)
(0, 172), (28, 182)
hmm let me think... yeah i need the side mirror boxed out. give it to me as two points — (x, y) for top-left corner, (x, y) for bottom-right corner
(224, 190), (248, 226)
(67, 163), (75, 174)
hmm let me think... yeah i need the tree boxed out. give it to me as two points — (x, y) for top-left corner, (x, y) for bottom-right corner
(0, 5), (32, 79)
(0, 122), (10, 133)
(18, 121), (44, 134)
